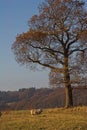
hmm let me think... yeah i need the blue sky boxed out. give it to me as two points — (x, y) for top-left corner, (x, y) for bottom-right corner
(0, 0), (49, 91)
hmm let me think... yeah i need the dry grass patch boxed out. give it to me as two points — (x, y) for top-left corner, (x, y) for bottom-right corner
(0, 106), (87, 130)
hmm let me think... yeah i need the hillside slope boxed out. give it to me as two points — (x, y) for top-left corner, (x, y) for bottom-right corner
(0, 87), (87, 110)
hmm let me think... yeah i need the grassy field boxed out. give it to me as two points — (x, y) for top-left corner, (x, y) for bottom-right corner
(0, 106), (87, 130)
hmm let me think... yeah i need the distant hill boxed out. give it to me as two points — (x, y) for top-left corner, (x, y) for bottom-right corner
(0, 87), (87, 110)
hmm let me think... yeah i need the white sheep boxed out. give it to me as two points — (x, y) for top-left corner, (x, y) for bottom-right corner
(30, 109), (42, 115)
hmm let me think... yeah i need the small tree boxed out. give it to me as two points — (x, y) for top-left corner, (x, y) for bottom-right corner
(12, 0), (87, 107)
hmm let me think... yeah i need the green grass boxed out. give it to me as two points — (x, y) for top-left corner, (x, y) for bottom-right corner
(0, 106), (87, 130)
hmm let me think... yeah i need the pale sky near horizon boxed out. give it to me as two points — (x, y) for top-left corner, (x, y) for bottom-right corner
(0, 0), (87, 91)
(0, 0), (49, 91)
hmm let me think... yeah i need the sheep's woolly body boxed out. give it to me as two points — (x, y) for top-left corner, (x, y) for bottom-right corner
(30, 109), (42, 115)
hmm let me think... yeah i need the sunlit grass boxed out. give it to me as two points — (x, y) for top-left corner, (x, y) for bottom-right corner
(0, 106), (87, 130)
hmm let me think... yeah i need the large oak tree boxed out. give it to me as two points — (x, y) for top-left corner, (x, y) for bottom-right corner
(12, 0), (87, 107)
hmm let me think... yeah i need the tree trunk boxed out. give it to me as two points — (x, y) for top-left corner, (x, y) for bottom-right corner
(65, 84), (73, 108)
(64, 56), (73, 108)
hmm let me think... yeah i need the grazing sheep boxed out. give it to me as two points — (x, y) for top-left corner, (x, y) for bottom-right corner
(30, 109), (42, 115)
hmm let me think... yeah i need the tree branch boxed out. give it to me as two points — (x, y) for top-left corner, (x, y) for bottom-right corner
(66, 31), (81, 50)
(69, 48), (87, 55)
(27, 56), (63, 73)
(29, 43), (64, 65)
(29, 43), (64, 55)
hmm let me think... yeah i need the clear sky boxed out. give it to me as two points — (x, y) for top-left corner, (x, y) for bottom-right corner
(0, 0), (49, 91)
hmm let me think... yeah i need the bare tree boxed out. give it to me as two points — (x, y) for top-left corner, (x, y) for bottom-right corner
(12, 0), (87, 107)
